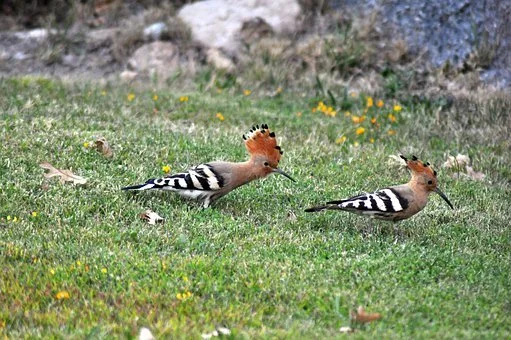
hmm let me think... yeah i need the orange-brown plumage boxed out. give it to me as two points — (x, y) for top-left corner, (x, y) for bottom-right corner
(123, 123), (294, 208)
(305, 154), (453, 221)
(243, 124), (282, 168)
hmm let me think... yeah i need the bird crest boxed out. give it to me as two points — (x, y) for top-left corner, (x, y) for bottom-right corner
(400, 154), (437, 178)
(243, 124), (282, 166)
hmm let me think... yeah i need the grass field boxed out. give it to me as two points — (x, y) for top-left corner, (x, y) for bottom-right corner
(1, 76), (510, 338)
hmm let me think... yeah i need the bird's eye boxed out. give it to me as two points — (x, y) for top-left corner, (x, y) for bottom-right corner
(427, 180), (433, 185)
(264, 162), (269, 167)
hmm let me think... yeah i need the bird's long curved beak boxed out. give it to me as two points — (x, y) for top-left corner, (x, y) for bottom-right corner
(435, 187), (454, 209)
(273, 168), (296, 182)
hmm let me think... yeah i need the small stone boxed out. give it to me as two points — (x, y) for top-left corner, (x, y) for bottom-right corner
(143, 22), (168, 41)
(120, 70), (138, 82)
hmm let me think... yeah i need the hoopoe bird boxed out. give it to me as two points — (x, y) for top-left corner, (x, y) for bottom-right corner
(305, 155), (453, 221)
(122, 124), (295, 208)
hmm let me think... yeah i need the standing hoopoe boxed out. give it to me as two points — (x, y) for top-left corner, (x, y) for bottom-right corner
(122, 124), (294, 208)
(305, 155), (453, 221)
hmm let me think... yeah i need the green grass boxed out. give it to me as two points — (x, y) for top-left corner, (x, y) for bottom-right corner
(0, 76), (510, 338)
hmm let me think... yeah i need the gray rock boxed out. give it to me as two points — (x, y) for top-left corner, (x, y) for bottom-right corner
(128, 41), (180, 78)
(143, 22), (168, 41)
(178, 0), (301, 56)
(331, 0), (510, 87)
(13, 52), (29, 60)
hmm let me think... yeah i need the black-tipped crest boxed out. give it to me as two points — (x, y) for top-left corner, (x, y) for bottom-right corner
(244, 124), (283, 166)
(412, 155), (418, 161)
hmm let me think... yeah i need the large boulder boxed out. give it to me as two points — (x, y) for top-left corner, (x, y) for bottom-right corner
(331, 0), (511, 87)
(127, 41), (180, 78)
(178, 0), (301, 56)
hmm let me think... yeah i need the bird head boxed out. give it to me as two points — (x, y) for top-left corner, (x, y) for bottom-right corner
(243, 124), (295, 182)
(400, 154), (453, 209)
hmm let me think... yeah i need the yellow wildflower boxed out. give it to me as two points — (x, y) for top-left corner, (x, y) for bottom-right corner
(296, 112), (302, 117)
(176, 291), (193, 300)
(127, 93), (135, 102)
(335, 136), (347, 144)
(371, 117), (377, 124)
(216, 88), (223, 94)
(276, 87), (283, 94)
(243, 89), (252, 96)
(31, 211), (38, 217)
(183, 276), (189, 282)
(101, 268), (107, 274)
(376, 100), (384, 108)
(388, 113), (397, 123)
(366, 97), (373, 108)
(370, 138), (375, 143)
(55, 291), (70, 300)
(162, 165), (171, 173)
(179, 96), (189, 102)
(353, 141), (360, 147)
(7, 215), (11, 221)
(324, 106), (336, 117)
(76, 260), (81, 266)
(351, 115), (366, 124)
(350, 92), (357, 98)
(344, 111), (351, 117)
(13, 216), (18, 222)
(101, 90), (107, 96)
(83, 142), (90, 148)
(216, 112), (225, 121)
(311, 107), (317, 113)
(153, 94), (158, 101)
(49, 269), (55, 275)
(393, 105), (402, 112)
(388, 130), (396, 136)
(356, 127), (366, 135)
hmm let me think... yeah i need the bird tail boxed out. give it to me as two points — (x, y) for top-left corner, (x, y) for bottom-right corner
(304, 205), (330, 213)
(121, 179), (157, 191)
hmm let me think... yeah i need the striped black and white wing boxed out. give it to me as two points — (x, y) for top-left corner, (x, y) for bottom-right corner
(327, 188), (409, 220)
(122, 163), (225, 192)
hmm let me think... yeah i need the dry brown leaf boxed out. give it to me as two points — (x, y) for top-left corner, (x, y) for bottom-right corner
(388, 154), (407, 168)
(443, 154), (470, 169)
(138, 327), (155, 340)
(350, 306), (382, 324)
(40, 162), (87, 185)
(287, 210), (297, 222)
(201, 326), (230, 339)
(95, 137), (113, 158)
(140, 209), (164, 225)
(339, 326), (356, 334)
(466, 165), (485, 181)
(443, 154), (485, 181)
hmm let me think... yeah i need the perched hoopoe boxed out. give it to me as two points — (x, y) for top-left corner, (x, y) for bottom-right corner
(305, 155), (453, 221)
(122, 124), (294, 208)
